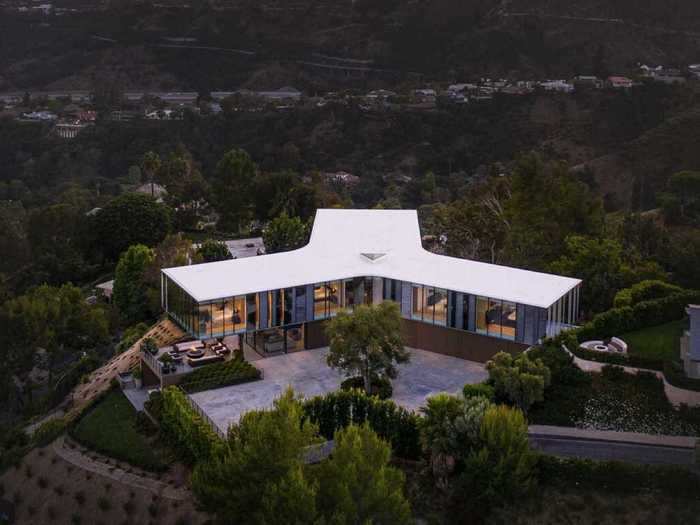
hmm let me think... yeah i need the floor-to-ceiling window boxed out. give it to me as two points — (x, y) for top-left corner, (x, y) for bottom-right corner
(198, 303), (212, 338)
(314, 284), (327, 319)
(433, 288), (448, 326)
(475, 296), (488, 334)
(328, 280), (342, 317)
(246, 293), (258, 330)
(412, 284), (423, 320)
(343, 279), (355, 310)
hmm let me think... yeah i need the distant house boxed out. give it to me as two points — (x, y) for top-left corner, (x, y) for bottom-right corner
(96, 280), (114, 302)
(322, 171), (360, 186)
(681, 305), (700, 379)
(134, 183), (168, 202)
(607, 76), (634, 89)
(20, 110), (57, 121)
(540, 80), (574, 93)
(654, 68), (686, 85)
(689, 64), (700, 79)
(572, 75), (603, 89)
(55, 122), (87, 139)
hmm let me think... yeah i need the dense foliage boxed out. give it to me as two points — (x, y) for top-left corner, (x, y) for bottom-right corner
(112, 244), (156, 324)
(92, 193), (172, 261)
(303, 389), (422, 460)
(485, 352), (551, 414)
(178, 358), (262, 394)
(262, 213), (309, 254)
(159, 386), (223, 463)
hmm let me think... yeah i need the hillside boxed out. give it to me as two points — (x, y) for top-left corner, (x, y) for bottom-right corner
(3, 0), (700, 90)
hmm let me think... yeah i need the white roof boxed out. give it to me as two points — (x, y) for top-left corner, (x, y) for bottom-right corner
(162, 209), (580, 308)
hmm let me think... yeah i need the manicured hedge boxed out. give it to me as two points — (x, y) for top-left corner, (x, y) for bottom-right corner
(178, 358), (261, 394)
(159, 387), (224, 463)
(302, 389), (422, 460)
(575, 290), (700, 343)
(613, 280), (683, 308)
(538, 455), (700, 498)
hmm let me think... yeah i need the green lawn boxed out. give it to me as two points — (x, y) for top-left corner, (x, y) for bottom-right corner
(71, 389), (166, 471)
(621, 319), (688, 361)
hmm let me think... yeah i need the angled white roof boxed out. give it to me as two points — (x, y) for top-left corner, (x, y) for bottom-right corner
(163, 209), (580, 308)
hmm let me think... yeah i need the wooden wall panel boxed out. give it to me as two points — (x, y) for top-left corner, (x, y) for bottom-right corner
(306, 318), (527, 362)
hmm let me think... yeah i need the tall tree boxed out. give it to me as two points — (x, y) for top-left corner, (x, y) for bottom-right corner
(262, 214), (309, 254)
(212, 148), (257, 232)
(326, 301), (409, 395)
(549, 235), (666, 315)
(92, 193), (171, 260)
(140, 151), (161, 198)
(192, 389), (318, 525)
(503, 153), (604, 270)
(314, 424), (412, 525)
(113, 244), (156, 325)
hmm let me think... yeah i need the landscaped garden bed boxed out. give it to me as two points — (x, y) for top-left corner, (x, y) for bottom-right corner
(70, 389), (169, 471)
(178, 357), (261, 394)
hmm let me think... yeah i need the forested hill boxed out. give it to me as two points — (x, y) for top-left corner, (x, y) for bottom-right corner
(3, 0), (700, 90)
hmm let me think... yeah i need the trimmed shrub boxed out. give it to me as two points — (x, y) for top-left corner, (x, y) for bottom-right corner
(178, 358), (261, 394)
(303, 389), (421, 460)
(159, 387), (224, 463)
(340, 375), (393, 400)
(613, 280), (683, 308)
(462, 383), (495, 402)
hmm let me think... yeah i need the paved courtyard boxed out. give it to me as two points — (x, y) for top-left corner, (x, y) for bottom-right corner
(190, 347), (487, 434)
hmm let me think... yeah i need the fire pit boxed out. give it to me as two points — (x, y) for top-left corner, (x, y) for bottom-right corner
(187, 348), (205, 359)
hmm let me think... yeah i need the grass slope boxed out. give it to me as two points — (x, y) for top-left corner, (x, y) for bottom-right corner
(71, 389), (166, 471)
(621, 319), (688, 361)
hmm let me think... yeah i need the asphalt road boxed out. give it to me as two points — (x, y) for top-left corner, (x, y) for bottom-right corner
(530, 435), (698, 467)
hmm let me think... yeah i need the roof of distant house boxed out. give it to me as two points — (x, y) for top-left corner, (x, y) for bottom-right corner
(163, 209), (580, 308)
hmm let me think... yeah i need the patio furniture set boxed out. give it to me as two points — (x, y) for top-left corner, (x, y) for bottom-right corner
(160, 339), (234, 373)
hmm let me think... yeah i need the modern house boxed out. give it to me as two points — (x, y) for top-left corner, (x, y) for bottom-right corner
(161, 209), (581, 362)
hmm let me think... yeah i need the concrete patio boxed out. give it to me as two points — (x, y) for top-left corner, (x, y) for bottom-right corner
(189, 347), (487, 434)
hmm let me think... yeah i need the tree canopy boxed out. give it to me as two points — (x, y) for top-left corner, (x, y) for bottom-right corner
(92, 193), (171, 260)
(212, 148), (257, 232)
(196, 239), (233, 262)
(326, 301), (409, 396)
(262, 213), (309, 254)
(113, 244), (156, 325)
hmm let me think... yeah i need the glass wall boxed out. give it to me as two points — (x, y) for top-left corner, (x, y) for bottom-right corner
(475, 296), (488, 334)
(410, 284), (448, 326)
(164, 274), (559, 345)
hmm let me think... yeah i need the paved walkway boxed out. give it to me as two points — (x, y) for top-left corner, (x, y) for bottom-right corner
(191, 347), (487, 434)
(566, 347), (700, 407)
(52, 435), (189, 500)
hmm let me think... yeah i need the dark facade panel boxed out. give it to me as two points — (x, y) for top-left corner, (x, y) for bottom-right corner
(401, 319), (527, 362)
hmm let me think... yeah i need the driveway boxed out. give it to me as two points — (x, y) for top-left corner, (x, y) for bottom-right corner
(190, 347), (487, 434)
